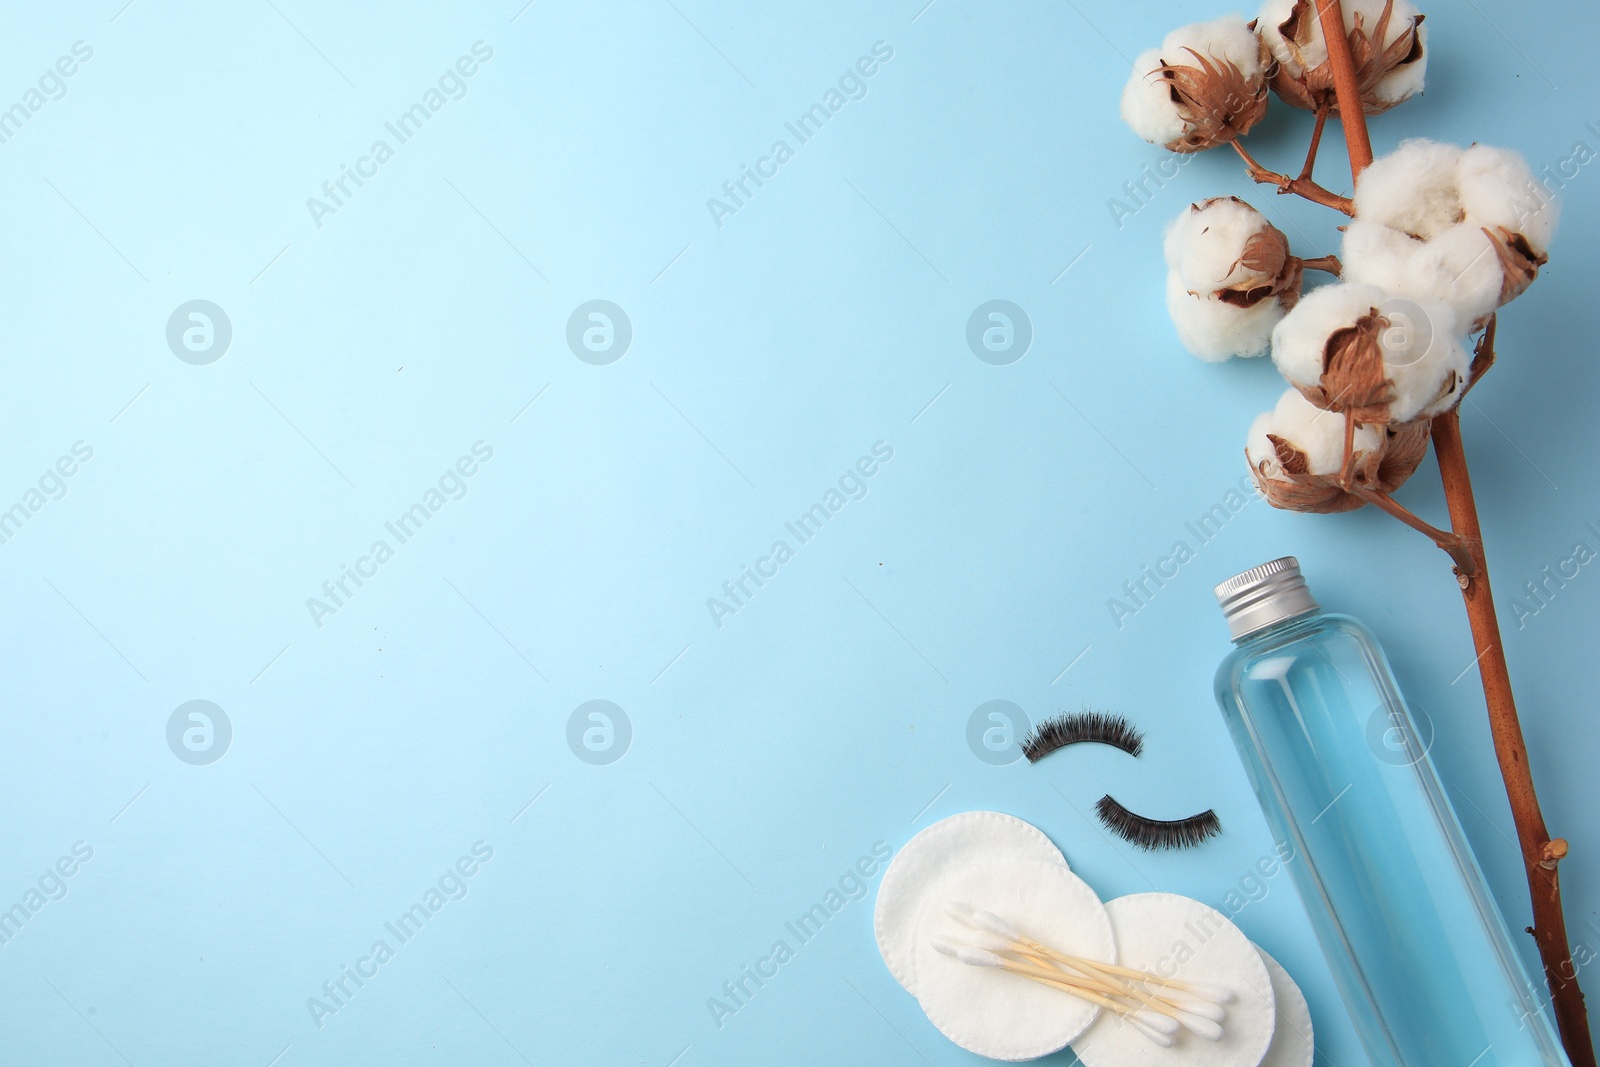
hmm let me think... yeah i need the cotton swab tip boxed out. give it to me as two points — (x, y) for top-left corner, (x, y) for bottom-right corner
(1172, 1010), (1225, 1041)
(1133, 1009), (1179, 1035)
(954, 946), (1008, 969)
(1127, 1013), (1177, 1048)
(931, 930), (1014, 958)
(969, 909), (1021, 939)
(1164, 993), (1226, 1023)
(964, 930), (1013, 954)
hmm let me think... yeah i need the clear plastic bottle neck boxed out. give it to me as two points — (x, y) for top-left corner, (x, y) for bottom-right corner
(1231, 604), (1323, 645)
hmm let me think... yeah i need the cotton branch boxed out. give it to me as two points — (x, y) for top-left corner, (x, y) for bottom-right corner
(1316, 4), (1595, 1062)
(1231, 140), (1355, 214)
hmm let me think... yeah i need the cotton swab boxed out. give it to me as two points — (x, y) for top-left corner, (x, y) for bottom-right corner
(947, 902), (1235, 1004)
(929, 938), (1178, 1038)
(929, 937), (1177, 1018)
(1055, 952), (1225, 1042)
(939, 901), (1233, 1043)
(932, 939), (1178, 1048)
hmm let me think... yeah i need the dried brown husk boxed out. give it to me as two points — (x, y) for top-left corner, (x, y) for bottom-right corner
(1155, 40), (1271, 152)
(1254, 435), (1364, 512)
(1294, 308), (1396, 423)
(1250, 412), (1430, 514)
(1268, 0), (1425, 114)
(1189, 200), (1306, 311)
(1375, 419), (1431, 491)
(1485, 225), (1548, 305)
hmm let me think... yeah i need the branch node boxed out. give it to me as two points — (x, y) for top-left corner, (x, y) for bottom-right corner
(1352, 484), (1480, 576)
(1230, 140), (1356, 215)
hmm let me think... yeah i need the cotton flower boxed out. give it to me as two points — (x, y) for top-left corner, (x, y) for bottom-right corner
(1121, 16), (1271, 152)
(1163, 197), (1303, 360)
(1259, 0), (1427, 114)
(1341, 221), (1501, 330)
(1348, 137), (1464, 237)
(1344, 139), (1558, 326)
(1270, 282), (1469, 423)
(1247, 389), (1383, 511)
(1247, 389), (1431, 512)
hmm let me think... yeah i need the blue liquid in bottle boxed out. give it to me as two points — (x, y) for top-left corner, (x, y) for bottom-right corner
(1213, 558), (1568, 1067)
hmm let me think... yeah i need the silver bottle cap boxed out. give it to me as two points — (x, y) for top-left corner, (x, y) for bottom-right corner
(1215, 557), (1320, 640)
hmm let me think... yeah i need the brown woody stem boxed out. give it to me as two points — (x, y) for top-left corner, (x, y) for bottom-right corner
(1300, 101), (1331, 181)
(1315, 0), (1374, 178)
(1460, 314), (1498, 400)
(1318, 3), (1595, 1061)
(1300, 254), (1342, 276)
(1348, 483), (1478, 576)
(1431, 410), (1594, 1065)
(1338, 413), (1358, 486)
(1230, 140), (1355, 215)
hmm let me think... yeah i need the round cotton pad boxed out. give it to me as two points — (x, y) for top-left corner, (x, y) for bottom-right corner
(911, 857), (1115, 1061)
(874, 811), (1067, 994)
(1073, 893), (1276, 1067)
(1255, 947), (1314, 1067)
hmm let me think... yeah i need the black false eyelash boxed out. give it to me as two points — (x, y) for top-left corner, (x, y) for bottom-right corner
(1021, 711), (1145, 763)
(1094, 794), (1222, 851)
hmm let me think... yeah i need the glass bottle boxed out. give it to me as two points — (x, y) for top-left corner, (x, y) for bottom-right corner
(1213, 557), (1568, 1066)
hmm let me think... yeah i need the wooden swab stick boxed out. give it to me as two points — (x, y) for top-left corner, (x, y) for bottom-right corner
(929, 940), (1161, 1016)
(947, 902), (1236, 1003)
(1052, 954), (1225, 1040)
(942, 902), (1230, 1041)
(932, 939), (1178, 1047)
(964, 937), (1223, 1041)
(958, 934), (1146, 1002)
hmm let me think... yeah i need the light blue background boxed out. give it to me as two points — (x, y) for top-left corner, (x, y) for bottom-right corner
(1, 1), (1595, 1064)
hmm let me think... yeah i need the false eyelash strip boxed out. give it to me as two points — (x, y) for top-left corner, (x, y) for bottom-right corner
(1021, 711), (1146, 762)
(1094, 794), (1222, 851)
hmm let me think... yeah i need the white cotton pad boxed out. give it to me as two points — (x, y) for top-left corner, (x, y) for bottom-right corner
(912, 857), (1116, 1061)
(1255, 946), (1314, 1067)
(874, 810), (1067, 995)
(1073, 893), (1276, 1067)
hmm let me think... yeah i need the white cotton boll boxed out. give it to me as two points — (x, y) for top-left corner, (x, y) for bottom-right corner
(1270, 282), (1389, 390)
(1391, 300), (1471, 417)
(1166, 270), (1280, 361)
(1354, 139), (1466, 239)
(1458, 143), (1560, 255)
(1371, 15), (1428, 106)
(1258, 0), (1326, 72)
(1258, 0), (1425, 78)
(1271, 281), (1468, 423)
(1351, 140), (1557, 320)
(1161, 15), (1266, 77)
(1341, 218), (1420, 294)
(1258, 0), (1426, 114)
(1384, 310), (1470, 421)
(1352, 0), (1429, 107)
(1343, 220), (1501, 327)
(1247, 389), (1381, 476)
(1413, 225), (1505, 327)
(1161, 198), (1297, 360)
(1164, 197), (1272, 294)
(1121, 47), (1187, 148)
(1121, 18), (1270, 150)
